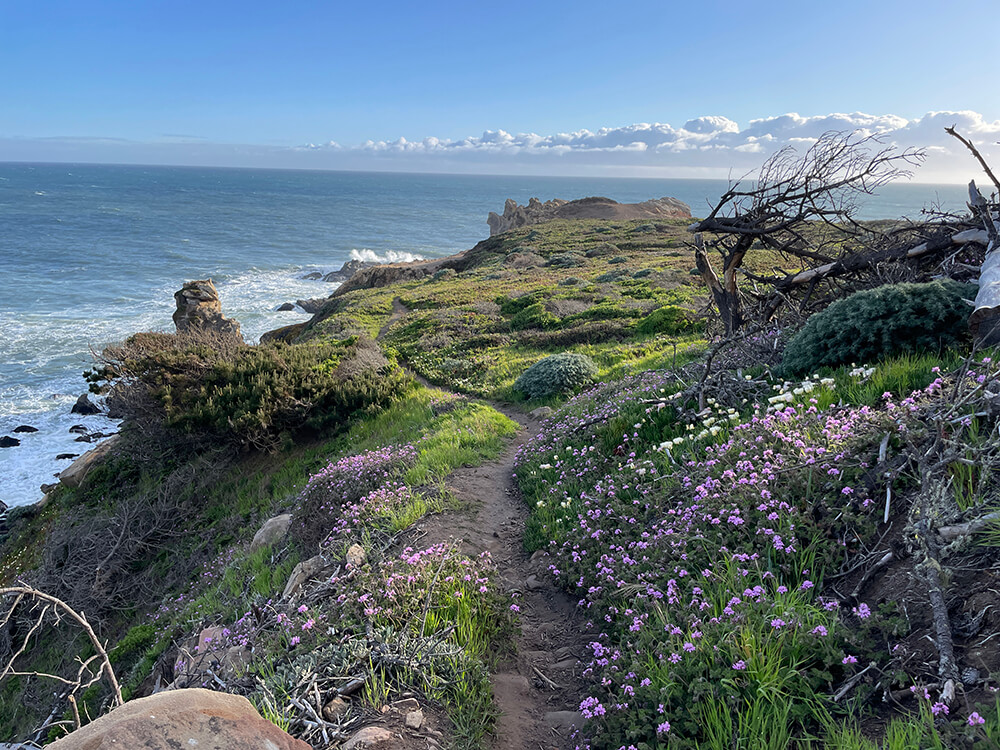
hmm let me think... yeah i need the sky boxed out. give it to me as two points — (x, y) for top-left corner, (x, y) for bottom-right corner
(1, 0), (998, 182)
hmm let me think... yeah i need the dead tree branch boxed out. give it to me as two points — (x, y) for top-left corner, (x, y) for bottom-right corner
(0, 584), (124, 708)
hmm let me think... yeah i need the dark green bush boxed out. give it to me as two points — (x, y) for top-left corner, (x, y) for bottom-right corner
(496, 293), (542, 316)
(596, 270), (629, 283)
(780, 280), (975, 376)
(513, 353), (598, 399)
(585, 242), (619, 258)
(92, 333), (407, 449)
(510, 302), (558, 331)
(608, 256), (628, 265)
(546, 252), (585, 268)
(636, 305), (698, 336)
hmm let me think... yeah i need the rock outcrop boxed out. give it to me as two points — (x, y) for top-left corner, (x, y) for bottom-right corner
(487, 196), (691, 236)
(71, 393), (101, 415)
(172, 280), (242, 340)
(48, 688), (310, 750)
(322, 259), (376, 283)
(58, 435), (119, 488)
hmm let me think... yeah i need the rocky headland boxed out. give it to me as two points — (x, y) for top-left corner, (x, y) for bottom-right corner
(486, 195), (691, 235)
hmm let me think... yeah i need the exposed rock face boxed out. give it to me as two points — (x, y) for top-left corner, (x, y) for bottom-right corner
(487, 195), (691, 236)
(322, 259), (376, 283)
(48, 688), (310, 750)
(172, 279), (242, 340)
(0, 436), (19, 448)
(58, 435), (119, 488)
(71, 393), (101, 415)
(335, 263), (436, 296)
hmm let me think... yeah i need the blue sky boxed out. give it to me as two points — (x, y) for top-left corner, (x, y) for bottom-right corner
(2, 0), (998, 180)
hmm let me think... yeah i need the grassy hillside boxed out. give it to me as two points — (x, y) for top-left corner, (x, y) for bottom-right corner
(4, 216), (1000, 749)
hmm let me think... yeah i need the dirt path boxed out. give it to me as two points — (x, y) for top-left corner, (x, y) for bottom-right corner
(380, 300), (590, 749)
(413, 405), (589, 750)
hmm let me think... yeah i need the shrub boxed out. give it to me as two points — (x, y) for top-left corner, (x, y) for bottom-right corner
(596, 270), (629, 283)
(513, 353), (598, 399)
(781, 280), (975, 376)
(636, 305), (698, 335)
(91, 333), (407, 449)
(545, 252), (585, 268)
(496, 293), (541, 316)
(292, 444), (418, 552)
(585, 242), (619, 258)
(509, 302), (558, 331)
(608, 256), (628, 264)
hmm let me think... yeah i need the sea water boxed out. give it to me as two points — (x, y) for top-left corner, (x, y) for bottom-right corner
(0, 163), (970, 507)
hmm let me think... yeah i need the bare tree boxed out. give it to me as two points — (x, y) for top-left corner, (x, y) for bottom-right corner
(1, 584), (123, 740)
(689, 131), (925, 334)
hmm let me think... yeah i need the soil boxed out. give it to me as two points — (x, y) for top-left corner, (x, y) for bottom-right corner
(413, 402), (591, 750)
(378, 299), (592, 749)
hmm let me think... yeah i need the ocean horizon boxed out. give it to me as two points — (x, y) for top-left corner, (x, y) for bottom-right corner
(0, 163), (974, 508)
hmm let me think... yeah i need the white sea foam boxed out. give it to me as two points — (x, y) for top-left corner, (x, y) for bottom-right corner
(349, 248), (424, 264)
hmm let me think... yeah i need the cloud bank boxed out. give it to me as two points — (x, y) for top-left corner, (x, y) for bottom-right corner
(299, 110), (1000, 182)
(2, 111), (997, 182)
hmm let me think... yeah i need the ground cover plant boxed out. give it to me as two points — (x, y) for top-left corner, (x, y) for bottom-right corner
(515, 350), (1000, 749)
(296, 218), (732, 398)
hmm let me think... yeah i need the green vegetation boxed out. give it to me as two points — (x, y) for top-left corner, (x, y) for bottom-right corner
(780, 280), (976, 376)
(7, 210), (1000, 749)
(512, 352), (598, 399)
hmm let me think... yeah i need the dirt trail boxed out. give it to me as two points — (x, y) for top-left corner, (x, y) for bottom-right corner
(414, 404), (590, 750)
(380, 300), (590, 749)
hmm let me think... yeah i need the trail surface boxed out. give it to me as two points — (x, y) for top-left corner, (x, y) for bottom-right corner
(381, 299), (590, 749)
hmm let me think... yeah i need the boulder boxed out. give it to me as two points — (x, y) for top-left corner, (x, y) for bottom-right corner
(487, 195), (691, 236)
(58, 436), (119, 488)
(301, 271), (323, 280)
(172, 279), (242, 340)
(250, 513), (293, 551)
(68, 424), (88, 434)
(342, 726), (397, 750)
(12, 425), (38, 433)
(295, 297), (330, 314)
(56, 453), (79, 460)
(71, 393), (101, 415)
(282, 554), (328, 599)
(0, 436), (20, 448)
(48, 688), (310, 750)
(276, 302), (296, 312)
(345, 543), (367, 568)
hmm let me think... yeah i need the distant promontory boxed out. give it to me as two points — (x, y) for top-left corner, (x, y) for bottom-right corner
(487, 195), (691, 236)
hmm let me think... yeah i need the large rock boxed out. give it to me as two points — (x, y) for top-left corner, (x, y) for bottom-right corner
(487, 195), (691, 236)
(71, 393), (101, 415)
(173, 279), (242, 340)
(48, 688), (310, 750)
(250, 513), (293, 551)
(58, 435), (119, 488)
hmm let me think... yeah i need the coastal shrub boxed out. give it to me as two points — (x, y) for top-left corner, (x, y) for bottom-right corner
(636, 305), (698, 335)
(91, 332), (407, 449)
(545, 252), (585, 268)
(509, 302), (558, 331)
(513, 353), (598, 399)
(595, 270), (629, 283)
(781, 280), (975, 376)
(496, 293), (542, 316)
(608, 255), (628, 264)
(585, 242), (619, 258)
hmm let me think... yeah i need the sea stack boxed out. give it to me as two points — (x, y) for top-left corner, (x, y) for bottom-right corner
(172, 279), (243, 340)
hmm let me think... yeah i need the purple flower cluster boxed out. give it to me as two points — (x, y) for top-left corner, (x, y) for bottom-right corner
(295, 444), (418, 549)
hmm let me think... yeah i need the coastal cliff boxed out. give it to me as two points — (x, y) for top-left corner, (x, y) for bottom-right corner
(486, 195), (691, 235)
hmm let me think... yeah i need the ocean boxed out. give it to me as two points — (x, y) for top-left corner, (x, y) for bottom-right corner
(0, 163), (971, 507)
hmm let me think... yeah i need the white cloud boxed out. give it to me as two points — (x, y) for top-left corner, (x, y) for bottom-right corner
(297, 110), (1000, 182)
